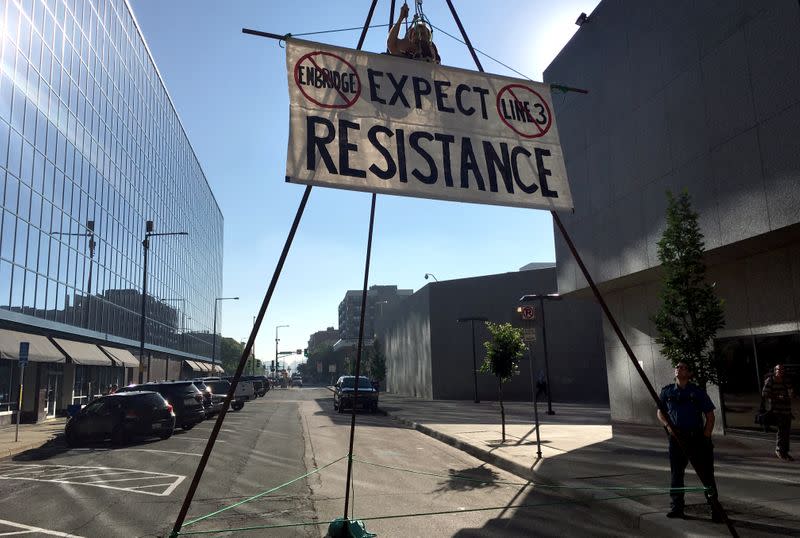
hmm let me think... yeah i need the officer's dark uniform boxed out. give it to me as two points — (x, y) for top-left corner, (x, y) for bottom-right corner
(659, 382), (719, 516)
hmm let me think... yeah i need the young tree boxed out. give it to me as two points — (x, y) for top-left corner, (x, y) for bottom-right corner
(366, 338), (387, 389)
(481, 322), (526, 442)
(653, 190), (725, 387)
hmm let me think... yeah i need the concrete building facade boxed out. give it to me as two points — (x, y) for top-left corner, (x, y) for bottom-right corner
(545, 0), (800, 431)
(378, 268), (608, 403)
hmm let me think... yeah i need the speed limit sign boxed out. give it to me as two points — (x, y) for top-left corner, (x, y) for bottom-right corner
(520, 306), (535, 320)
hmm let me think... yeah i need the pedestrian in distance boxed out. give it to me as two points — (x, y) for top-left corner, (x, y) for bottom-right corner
(657, 361), (722, 522)
(535, 370), (548, 401)
(387, 3), (441, 64)
(762, 364), (795, 461)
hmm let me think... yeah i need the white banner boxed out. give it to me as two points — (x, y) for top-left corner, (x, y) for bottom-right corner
(285, 39), (573, 211)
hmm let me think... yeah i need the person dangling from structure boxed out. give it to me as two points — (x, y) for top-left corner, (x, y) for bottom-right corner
(387, 1), (441, 64)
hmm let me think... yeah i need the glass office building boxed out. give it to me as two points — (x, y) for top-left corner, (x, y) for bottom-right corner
(0, 0), (223, 421)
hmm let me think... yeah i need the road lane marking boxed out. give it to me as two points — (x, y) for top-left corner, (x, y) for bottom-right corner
(0, 519), (85, 537)
(117, 448), (201, 457)
(0, 464), (185, 497)
(172, 436), (227, 443)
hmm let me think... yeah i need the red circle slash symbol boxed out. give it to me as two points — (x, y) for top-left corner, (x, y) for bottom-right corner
(294, 51), (361, 109)
(496, 84), (552, 139)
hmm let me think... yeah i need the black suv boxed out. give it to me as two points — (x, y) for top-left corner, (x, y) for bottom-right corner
(118, 381), (205, 430)
(65, 391), (175, 446)
(192, 380), (224, 417)
(333, 376), (379, 413)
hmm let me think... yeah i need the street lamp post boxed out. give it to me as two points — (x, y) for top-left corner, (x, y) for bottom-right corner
(520, 293), (562, 415)
(211, 296), (239, 372)
(275, 324), (289, 379)
(138, 220), (188, 384)
(424, 273), (438, 282)
(457, 316), (488, 403)
(50, 220), (95, 329)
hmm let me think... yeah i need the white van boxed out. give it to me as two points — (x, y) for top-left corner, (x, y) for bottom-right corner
(202, 377), (255, 411)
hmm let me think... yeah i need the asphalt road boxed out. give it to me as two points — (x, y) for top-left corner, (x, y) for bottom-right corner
(0, 388), (643, 537)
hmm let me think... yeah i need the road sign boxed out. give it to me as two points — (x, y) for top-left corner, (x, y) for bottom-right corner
(520, 306), (535, 320)
(18, 342), (29, 367)
(523, 328), (536, 342)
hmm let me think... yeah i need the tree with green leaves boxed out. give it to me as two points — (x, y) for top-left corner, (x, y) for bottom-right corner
(365, 338), (387, 389)
(219, 337), (245, 375)
(653, 190), (725, 388)
(481, 322), (527, 442)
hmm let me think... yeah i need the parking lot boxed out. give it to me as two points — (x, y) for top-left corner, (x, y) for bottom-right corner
(0, 389), (312, 537)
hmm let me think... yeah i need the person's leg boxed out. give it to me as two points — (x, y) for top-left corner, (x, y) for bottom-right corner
(691, 435), (721, 520)
(668, 436), (688, 515)
(776, 415), (791, 457)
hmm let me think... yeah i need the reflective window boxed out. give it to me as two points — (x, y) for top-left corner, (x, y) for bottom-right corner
(0, 0), (223, 359)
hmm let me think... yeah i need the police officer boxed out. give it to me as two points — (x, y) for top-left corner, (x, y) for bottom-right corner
(657, 361), (721, 522)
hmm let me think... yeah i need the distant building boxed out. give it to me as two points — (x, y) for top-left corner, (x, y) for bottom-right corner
(377, 268), (608, 403)
(335, 285), (412, 350)
(308, 327), (339, 352)
(545, 0), (800, 432)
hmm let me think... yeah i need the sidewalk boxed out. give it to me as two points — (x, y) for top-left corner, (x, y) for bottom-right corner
(0, 418), (66, 459)
(377, 393), (800, 537)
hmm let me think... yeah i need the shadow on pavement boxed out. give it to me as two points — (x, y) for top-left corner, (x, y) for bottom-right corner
(432, 465), (501, 493)
(444, 423), (800, 536)
(11, 431), (187, 462)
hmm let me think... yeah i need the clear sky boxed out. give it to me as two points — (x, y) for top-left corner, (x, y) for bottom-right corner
(128, 0), (600, 372)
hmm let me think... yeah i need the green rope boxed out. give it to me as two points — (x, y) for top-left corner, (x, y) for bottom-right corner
(352, 457), (707, 493)
(182, 455), (348, 528)
(174, 490), (671, 535)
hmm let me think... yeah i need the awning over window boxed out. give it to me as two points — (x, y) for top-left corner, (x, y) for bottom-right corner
(184, 360), (203, 372)
(100, 346), (140, 368)
(0, 329), (65, 363)
(213, 365), (224, 374)
(53, 338), (112, 366)
(197, 361), (213, 372)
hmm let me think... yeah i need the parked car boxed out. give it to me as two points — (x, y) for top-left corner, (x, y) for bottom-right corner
(117, 381), (205, 430)
(204, 379), (247, 411)
(291, 374), (303, 388)
(192, 380), (224, 417)
(243, 376), (267, 397)
(65, 391), (175, 446)
(222, 377), (255, 403)
(333, 376), (379, 413)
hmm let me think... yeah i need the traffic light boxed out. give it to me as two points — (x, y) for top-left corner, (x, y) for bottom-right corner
(296, 349), (302, 355)
(303, 348), (308, 357)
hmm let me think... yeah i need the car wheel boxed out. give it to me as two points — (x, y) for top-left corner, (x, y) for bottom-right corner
(65, 429), (80, 447)
(338, 402), (346, 414)
(111, 425), (128, 446)
(232, 402), (244, 411)
(159, 430), (173, 440)
(181, 423), (195, 431)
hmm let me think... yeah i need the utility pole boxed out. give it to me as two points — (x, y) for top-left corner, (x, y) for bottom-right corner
(457, 316), (488, 403)
(138, 220), (188, 383)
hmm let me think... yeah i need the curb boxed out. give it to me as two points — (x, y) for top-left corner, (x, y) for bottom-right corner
(382, 411), (726, 536)
(0, 436), (57, 459)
